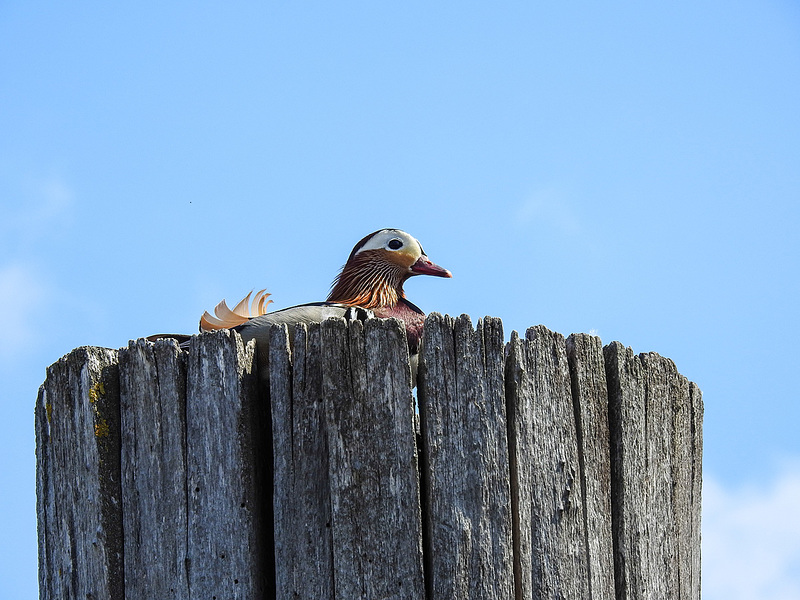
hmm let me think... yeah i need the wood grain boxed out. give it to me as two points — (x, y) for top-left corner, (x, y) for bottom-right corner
(506, 325), (590, 600)
(321, 317), (425, 599)
(35, 317), (703, 600)
(270, 322), (334, 598)
(185, 329), (269, 599)
(418, 313), (514, 599)
(36, 346), (122, 600)
(605, 342), (702, 600)
(566, 333), (615, 600)
(119, 338), (188, 599)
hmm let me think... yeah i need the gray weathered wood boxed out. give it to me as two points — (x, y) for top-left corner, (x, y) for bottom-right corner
(670, 363), (693, 600)
(36, 315), (703, 600)
(35, 346), (123, 600)
(321, 317), (425, 599)
(604, 342), (702, 600)
(604, 342), (647, 600)
(689, 383), (703, 599)
(506, 325), (590, 600)
(185, 329), (269, 599)
(566, 333), (615, 600)
(418, 313), (514, 599)
(118, 338), (188, 599)
(270, 322), (334, 598)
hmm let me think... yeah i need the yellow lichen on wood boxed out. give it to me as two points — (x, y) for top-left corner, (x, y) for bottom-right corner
(88, 381), (106, 404)
(88, 381), (109, 437)
(94, 419), (109, 438)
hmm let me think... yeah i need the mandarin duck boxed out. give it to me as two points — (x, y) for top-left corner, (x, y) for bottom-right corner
(191, 228), (451, 382)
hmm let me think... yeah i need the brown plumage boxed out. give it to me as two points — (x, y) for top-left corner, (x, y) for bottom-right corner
(324, 228), (451, 352)
(185, 228), (451, 383)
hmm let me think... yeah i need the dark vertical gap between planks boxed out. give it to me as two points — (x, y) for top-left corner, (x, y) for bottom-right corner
(417, 420), (433, 600)
(416, 323), (439, 600)
(97, 357), (125, 600)
(504, 331), (524, 600)
(254, 338), (276, 599)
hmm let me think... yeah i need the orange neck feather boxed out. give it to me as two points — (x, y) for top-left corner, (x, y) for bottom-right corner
(327, 250), (407, 309)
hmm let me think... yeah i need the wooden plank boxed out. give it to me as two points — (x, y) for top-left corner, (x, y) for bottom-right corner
(565, 333), (615, 600)
(689, 383), (703, 600)
(604, 342), (647, 599)
(185, 329), (269, 599)
(270, 322), (334, 598)
(418, 313), (514, 599)
(670, 366), (694, 600)
(640, 352), (679, 597)
(506, 325), (590, 600)
(321, 317), (425, 599)
(35, 346), (123, 600)
(36, 317), (703, 600)
(605, 342), (702, 600)
(118, 338), (188, 599)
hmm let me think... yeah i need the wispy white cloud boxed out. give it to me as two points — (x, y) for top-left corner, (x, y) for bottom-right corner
(32, 177), (74, 223)
(0, 263), (47, 359)
(0, 174), (75, 248)
(0, 175), (73, 361)
(514, 186), (582, 236)
(703, 465), (800, 600)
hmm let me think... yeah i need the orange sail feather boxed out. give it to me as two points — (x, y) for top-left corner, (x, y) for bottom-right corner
(199, 289), (273, 331)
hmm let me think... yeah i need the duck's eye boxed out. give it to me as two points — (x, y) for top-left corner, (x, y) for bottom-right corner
(388, 239), (403, 250)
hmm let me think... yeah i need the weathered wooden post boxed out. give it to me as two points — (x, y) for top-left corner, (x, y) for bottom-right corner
(36, 314), (702, 600)
(36, 347), (123, 600)
(417, 314), (514, 599)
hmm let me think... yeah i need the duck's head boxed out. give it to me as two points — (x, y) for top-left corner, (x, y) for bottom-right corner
(327, 228), (452, 309)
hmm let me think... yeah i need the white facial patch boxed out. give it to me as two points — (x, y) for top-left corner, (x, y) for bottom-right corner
(355, 229), (423, 259)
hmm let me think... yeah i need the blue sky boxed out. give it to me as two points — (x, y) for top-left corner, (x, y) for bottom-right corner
(2, 2), (799, 597)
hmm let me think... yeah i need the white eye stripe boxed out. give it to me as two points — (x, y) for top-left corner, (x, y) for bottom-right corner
(355, 229), (422, 258)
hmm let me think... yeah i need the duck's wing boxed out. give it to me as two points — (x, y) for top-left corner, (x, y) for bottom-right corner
(234, 302), (371, 343)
